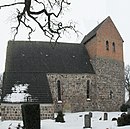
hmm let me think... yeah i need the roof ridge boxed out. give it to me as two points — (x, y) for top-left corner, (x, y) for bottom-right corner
(81, 16), (110, 44)
(8, 40), (80, 45)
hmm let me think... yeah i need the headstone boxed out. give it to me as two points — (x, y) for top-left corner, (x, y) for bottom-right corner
(83, 114), (91, 128)
(89, 112), (92, 118)
(56, 102), (63, 112)
(104, 112), (108, 120)
(21, 104), (40, 129)
(127, 108), (130, 114)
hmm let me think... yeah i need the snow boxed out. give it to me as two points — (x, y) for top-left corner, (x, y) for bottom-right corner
(125, 88), (129, 102)
(0, 112), (130, 129)
(3, 83), (31, 102)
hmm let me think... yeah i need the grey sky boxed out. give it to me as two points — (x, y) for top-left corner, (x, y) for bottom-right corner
(0, 0), (130, 72)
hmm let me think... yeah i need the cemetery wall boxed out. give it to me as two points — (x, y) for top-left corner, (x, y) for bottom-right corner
(0, 103), (54, 120)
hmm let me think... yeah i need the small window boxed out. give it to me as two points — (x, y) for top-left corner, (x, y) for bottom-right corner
(112, 42), (115, 52)
(57, 80), (61, 101)
(110, 90), (113, 99)
(87, 80), (90, 99)
(106, 41), (109, 50)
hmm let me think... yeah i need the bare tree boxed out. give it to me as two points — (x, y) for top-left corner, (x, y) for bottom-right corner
(0, 74), (2, 101)
(125, 65), (130, 100)
(0, 0), (79, 42)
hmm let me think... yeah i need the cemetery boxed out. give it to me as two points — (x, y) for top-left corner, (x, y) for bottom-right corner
(1, 109), (130, 129)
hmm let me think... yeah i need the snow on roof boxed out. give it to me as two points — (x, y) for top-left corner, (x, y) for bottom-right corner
(3, 83), (31, 102)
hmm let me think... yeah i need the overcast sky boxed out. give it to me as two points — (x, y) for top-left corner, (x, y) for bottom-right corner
(0, 0), (130, 73)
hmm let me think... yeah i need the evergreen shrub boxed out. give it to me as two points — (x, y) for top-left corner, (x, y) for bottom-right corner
(117, 113), (130, 126)
(55, 111), (65, 123)
(120, 104), (130, 112)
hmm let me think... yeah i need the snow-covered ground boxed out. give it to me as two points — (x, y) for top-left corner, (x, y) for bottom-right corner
(0, 111), (130, 129)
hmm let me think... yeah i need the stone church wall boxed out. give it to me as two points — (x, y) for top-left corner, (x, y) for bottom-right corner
(91, 57), (125, 111)
(47, 73), (97, 113)
(0, 103), (54, 120)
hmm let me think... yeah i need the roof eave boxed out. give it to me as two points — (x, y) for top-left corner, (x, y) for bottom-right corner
(81, 34), (96, 45)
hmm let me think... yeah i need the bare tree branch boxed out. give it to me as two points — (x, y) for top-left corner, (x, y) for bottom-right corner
(125, 65), (130, 99)
(0, 0), (79, 41)
(0, 2), (25, 8)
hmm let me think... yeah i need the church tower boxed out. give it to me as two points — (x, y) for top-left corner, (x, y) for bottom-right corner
(82, 16), (125, 111)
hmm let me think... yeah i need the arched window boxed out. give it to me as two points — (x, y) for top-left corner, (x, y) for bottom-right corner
(57, 80), (61, 101)
(112, 42), (115, 52)
(106, 41), (109, 50)
(87, 80), (90, 99)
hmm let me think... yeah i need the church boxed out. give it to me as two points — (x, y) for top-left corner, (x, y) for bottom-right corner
(1, 16), (125, 120)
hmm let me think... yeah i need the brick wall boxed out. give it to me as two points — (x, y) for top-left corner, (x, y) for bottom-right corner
(85, 17), (124, 62)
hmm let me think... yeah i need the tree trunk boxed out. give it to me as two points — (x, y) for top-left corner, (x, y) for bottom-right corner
(129, 91), (130, 100)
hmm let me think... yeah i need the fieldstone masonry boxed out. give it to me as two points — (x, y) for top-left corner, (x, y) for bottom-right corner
(40, 104), (54, 119)
(91, 58), (125, 111)
(1, 104), (22, 120)
(1, 103), (54, 120)
(47, 73), (97, 112)
(47, 58), (125, 112)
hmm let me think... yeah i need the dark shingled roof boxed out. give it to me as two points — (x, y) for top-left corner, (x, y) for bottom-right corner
(5, 41), (94, 73)
(2, 40), (95, 103)
(3, 72), (52, 103)
(81, 19), (105, 44)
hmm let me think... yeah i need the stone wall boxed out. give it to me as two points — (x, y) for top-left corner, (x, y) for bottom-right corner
(0, 103), (54, 120)
(91, 57), (125, 111)
(47, 73), (97, 113)
(40, 104), (54, 119)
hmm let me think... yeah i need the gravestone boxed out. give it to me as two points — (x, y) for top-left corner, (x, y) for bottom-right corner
(127, 108), (130, 114)
(21, 104), (40, 129)
(104, 112), (108, 120)
(83, 114), (91, 128)
(89, 112), (92, 118)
